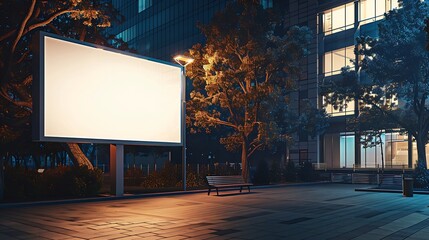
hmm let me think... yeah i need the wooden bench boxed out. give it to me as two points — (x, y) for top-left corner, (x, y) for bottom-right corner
(206, 175), (253, 196)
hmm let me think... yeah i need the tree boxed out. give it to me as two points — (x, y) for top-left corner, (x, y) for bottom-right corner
(347, 108), (399, 181)
(0, 0), (126, 199)
(186, 0), (327, 181)
(323, 0), (429, 171)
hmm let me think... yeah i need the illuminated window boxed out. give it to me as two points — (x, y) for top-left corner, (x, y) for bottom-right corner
(360, 0), (400, 24)
(138, 0), (152, 13)
(361, 133), (385, 168)
(323, 2), (354, 35)
(324, 46), (355, 76)
(359, 91), (399, 110)
(385, 132), (410, 168)
(324, 132), (355, 168)
(323, 97), (355, 117)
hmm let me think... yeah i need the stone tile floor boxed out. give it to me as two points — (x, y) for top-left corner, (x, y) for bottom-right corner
(0, 183), (428, 239)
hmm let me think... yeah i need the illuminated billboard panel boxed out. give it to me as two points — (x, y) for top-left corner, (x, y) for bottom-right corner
(34, 33), (183, 145)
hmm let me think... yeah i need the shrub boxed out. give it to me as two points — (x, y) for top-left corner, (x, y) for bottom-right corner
(413, 160), (429, 190)
(269, 159), (282, 183)
(4, 166), (103, 201)
(178, 167), (206, 189)
(141, 162), (181, 189)
(141, 163), (206, 189)
(4, 167), (42, 201)
(124, 167), (144, 186)
(298, 161), (317, 182)
(253, 159), (270, 185)
(283, 160), (297, 182)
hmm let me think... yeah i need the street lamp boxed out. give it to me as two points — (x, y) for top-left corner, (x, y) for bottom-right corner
(174, 54), (194, 191)
(174, 55), (194, 67)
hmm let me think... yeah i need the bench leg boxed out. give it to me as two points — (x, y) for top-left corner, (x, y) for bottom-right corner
(216, 188), (219, 196)
(240, 186), (243, 193)
(248, 186), (250, 192)
(208, 187), (211, 196)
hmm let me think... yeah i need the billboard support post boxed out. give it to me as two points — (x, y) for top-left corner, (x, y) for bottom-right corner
(110, 144), (124, 196)
(182, 84), (187, 192)
(174, 55), (193, 192)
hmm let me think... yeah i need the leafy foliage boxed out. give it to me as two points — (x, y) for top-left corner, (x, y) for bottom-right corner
(140, 163), (206, 189)
(0, 0), (129, 165)
(253, 159), (270, 185)
(283, 160), (297, 182)
(4, 166), (103, 201)
(323, 0), (429, 173)
(186, 0), (327, 180)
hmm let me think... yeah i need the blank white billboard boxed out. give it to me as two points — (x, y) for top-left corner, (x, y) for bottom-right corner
(34, 33), (183, 145)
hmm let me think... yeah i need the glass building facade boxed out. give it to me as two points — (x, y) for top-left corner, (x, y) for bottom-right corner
(110, 0), (229, 62)
(109, 0), (424, 171)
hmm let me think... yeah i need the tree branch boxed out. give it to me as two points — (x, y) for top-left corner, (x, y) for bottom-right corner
(247, 143), (264, 158)
(25, 9), (81, 34)
(0, 86), (32, 110)
(11, 0), (36, 54)
(205, 115), (239, 130)
(15, 51), (30, 64)
(365, 97), (413, 136)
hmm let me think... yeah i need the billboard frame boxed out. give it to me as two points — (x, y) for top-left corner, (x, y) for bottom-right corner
(33, 31), (185, 147)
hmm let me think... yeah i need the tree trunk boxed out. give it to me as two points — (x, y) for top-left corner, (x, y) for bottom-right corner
(65, 143), (94, 169)
(379, 134), (384, 173)
(416, 135), (427, 169)
(241, 141), (249, 182)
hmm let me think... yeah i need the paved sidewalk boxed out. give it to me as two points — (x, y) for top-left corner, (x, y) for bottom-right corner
(0, 183), (429, 239)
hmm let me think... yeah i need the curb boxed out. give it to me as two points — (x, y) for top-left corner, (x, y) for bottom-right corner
(355, 188), (429, 195)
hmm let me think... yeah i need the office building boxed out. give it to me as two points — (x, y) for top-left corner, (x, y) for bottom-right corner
(109, 0), (421, 171)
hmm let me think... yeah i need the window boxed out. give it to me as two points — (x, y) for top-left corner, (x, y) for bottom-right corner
(360, 0), (400, 24)
(324, 133), (355, 168)
(324, 46), (354, 76)
(261, 0), (273, 9)
(360, 133), (385, 168)
(359, 91), (399, 110)
(323, 2), (354, 35)
(385, 132), (409, 168)
(116, 25), (138, 42)
(139, 0), (152, 13)
(323, 95), (355, 117)
(299, 149), (308, 164)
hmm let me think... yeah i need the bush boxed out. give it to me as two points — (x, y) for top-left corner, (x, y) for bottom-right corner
(298, 161), (317, 182)
(177, 168), (206, 189)
(283, 160), (297, 182)
(269, 159), (282, 183)
(4, 166), (103, 201)
(43, 166), (103, 198)
(141, 163), (206, 189)
(413, 160), (429, 190)
(253, 159), (270, 185)
(141, 162), (181, 189)
(4, 167), (42, 201)
(124, 167), (144, 186)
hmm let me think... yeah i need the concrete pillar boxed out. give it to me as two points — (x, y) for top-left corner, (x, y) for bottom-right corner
(110, 144), (124, 196)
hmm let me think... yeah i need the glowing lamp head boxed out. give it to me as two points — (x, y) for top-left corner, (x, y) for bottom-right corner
(174, 55), (194, 67)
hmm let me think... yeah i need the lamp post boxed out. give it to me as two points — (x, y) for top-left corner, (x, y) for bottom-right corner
(174, 55), (194, 191)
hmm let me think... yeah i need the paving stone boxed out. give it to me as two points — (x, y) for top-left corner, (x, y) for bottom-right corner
(1, 184), (429, 240)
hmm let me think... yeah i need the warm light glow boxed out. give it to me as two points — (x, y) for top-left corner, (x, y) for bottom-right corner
(323, 46), (355, 76)
(173, 55), (194, 67)
(38, 34), (183, 145)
